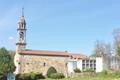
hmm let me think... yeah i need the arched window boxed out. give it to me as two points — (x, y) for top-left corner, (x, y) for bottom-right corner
(20, 32), (24, 40)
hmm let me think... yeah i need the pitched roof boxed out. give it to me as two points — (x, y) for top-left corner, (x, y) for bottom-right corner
(70, 54), (82, 59)
(18, 49), (70, 57)
(71, 53), (87, 59)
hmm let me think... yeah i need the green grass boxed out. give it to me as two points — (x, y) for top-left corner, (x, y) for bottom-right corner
(45, 72), (120, 80)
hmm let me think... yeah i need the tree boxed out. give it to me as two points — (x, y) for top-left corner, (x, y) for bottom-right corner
(92, 40), (105, 57)
(91, 40), (112, 57)
(0, 47), (15, 79)
(9, 50), (15, 59)
(92, 40), (113, 69)
(113, 28), (120, 56)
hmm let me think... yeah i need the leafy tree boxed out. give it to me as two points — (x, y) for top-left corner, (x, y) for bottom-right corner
(9, 50), (15, 60)
(0, 47), (15, 79)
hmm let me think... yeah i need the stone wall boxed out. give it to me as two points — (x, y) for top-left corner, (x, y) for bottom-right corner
(19, 54), (68, 76)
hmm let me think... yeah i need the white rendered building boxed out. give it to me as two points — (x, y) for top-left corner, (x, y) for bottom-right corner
(67, 55), (103, 74)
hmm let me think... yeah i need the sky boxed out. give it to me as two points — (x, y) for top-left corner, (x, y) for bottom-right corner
(0, 0), (120, 55)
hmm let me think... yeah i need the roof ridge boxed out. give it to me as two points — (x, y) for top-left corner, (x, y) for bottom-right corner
(25, 49), (68, 53)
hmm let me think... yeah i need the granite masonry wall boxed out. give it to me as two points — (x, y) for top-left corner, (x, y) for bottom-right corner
(19, 54), (68, 76)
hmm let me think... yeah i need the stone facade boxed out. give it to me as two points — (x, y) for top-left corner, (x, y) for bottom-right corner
(18, 54), (68, 76)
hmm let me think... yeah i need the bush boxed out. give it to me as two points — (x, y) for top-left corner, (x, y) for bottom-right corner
(113, 71), (120, 78)
(34, 72), (45, 79)
(101, 70), (108, 75)
(47, 66), (57, 78)
(74, 68), (81, 73)
(83, 68), (95, 72)
(16, 73), (30, 80)
(30, 72), (36, 80)
(0, 74), (7, 80)
(50, 73), (65, 79)
(16, 72), (45, 80)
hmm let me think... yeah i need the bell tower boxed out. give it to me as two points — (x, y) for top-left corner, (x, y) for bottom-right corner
(16, 8), (26, 51)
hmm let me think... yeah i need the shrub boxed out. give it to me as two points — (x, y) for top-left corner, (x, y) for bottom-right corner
(34, 73), (45, 79)
(101, 70), (108, 75)
(74, 68), (81, 73)
(16, 72), (45, 80)
(47, 66), (57, 78)
(16, 73), (30, 80)
(113, 71), (120, 78)
(30, 72), (36, 80)
(83, 68), (95, 72)
(0, 74), (7, 80)
(50, 73), (65, 79)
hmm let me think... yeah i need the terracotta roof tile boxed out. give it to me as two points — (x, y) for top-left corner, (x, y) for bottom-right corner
(70, 54), (87, 59)
(17, 49), (87, 58)
(18, 49), (70, 56)
(70, 54), (82, 59)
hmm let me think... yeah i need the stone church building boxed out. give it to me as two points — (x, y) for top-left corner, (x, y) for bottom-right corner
(14, 11), (80, 76)
(14, 10), (107, 77)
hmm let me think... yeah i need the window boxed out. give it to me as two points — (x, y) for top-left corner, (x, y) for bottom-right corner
(90, 60), (93, 63)
(94, 60), (96, 63)
(19, 32), (24, 40)
(86, 60), (89, 64)
(43, 62), (46, 67)
(83, 60), (85, 63)
(86, 64), (89, 67)
(90, 64), (93, 67)
(73, 61), (77, 69)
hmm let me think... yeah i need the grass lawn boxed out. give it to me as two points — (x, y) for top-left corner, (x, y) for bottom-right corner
(45, 72), (120, 80)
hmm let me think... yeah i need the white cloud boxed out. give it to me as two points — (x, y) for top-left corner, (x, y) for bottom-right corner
(8, 36), (14, 40)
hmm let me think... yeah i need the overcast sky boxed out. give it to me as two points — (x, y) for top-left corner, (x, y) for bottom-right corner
(0, 0), (120, 55)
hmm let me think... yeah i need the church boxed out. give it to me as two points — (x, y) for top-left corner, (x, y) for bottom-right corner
(14, 10), (85, 77)
(14, 10), (104, 77)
